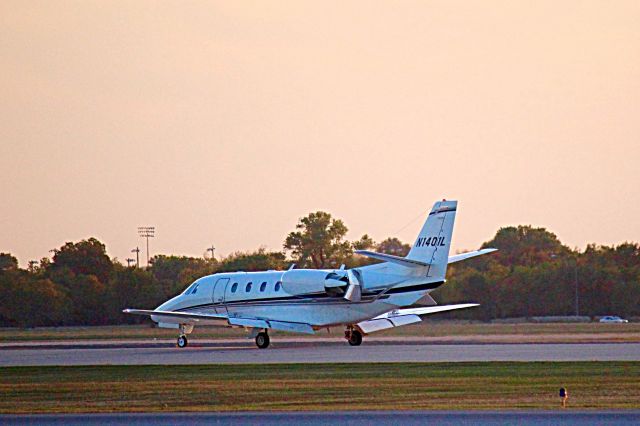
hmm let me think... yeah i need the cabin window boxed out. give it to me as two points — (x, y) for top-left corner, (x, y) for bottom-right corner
(275, 281), (282, 292)
(260, 282), (267, 292)
(246, 282), (253, 292)
(231, 283), (238, 293)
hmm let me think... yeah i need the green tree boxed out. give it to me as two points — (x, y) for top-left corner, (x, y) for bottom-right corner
(0, 269), (70, 327)
(219, 249), (287, 272)
(66, 274), (107, 325)
(106, 264), (162, 323)
(352, 234), (375, 251)
(377, 237), (411, 257)
(149, 255), (217, 296)
(482, 226), (569, 267)
(284, 211), (352, 269)
(49, 238), (113, 284)
(0, 253), (18, 271)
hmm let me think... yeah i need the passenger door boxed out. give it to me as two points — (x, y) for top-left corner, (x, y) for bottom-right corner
(212, 278), (230, 314)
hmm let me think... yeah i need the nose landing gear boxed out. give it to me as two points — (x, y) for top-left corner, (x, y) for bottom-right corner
(345, 327), (363, 346)
(177, 334), (188, 348)
(176, 324), (193, 348)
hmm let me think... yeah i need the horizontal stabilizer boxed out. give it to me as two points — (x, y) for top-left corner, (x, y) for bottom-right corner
(354, 250), (430, 268)
(448, 248), (497, 264)
(356, 248), (497, 268)
(377, 303), (479, 317)
(357, 303), (479, 334)
(357, 314), (422, 334)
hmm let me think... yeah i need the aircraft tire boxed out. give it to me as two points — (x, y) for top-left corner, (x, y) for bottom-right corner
(177, 334), (188, 348)
(348, 330), (363, 346)
(255, 332), (270, 349)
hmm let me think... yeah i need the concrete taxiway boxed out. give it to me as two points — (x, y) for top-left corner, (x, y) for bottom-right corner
(1, 342), (639, 366)
(2, 411), (640, 426)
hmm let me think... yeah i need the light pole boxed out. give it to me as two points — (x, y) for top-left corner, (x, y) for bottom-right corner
(207, 245), (215, 260)
(137, 227), (154, 267)
(137, 226), (155, 267)
(131, 247), (140, 268)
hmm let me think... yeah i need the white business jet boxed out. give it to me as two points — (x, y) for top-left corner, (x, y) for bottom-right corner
(124, 200), (496, 349)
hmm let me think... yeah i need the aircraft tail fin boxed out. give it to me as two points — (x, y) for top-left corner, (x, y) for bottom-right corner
(405, 200), (457, 279)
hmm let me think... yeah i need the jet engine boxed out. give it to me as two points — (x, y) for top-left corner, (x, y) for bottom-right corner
(281, 269), (363, 301)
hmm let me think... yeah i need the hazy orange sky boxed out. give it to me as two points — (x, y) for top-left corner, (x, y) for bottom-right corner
(2, 1), (639, 266)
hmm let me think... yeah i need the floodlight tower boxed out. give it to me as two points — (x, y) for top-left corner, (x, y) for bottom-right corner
(137, 227), (155, 267)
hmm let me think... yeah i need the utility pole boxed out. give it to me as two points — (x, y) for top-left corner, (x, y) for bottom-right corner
(137, 227), (155, 267)
(131, 247), (140, 268)
(207, 245), (215, 260)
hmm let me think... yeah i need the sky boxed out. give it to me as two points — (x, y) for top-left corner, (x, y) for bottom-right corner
(1, 1), (639, 266)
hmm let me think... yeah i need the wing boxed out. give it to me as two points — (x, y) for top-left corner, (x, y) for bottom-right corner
(123, 309), (227, 321)
(356, 303), (479, 334)
(122, 309), (316, 334)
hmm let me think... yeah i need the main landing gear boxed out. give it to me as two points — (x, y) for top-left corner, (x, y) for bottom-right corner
(345, 327), (363, 346)
(255, 331), (270, 349)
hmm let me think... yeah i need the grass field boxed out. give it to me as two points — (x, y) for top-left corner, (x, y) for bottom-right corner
(1, 322), (639, 342)
(1, 362), (638, 413)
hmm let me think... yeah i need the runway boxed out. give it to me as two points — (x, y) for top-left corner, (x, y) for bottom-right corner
(2, 411), (640, 425)
(2, 342), (639, 366)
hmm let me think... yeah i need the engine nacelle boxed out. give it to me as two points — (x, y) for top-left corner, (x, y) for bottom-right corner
(281, 269), (349, 296)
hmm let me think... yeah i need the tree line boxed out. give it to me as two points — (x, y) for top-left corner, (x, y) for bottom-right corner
(0, 212), (638, 327)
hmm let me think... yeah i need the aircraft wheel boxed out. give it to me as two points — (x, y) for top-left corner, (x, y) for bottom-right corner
(255, 332), (270, 349)
(177, 334), (188, 348)
(347, 329), (363, 346)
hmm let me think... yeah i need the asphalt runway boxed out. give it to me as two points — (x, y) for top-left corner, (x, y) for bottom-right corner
(2, 342), (639, 366)
(2, 411), (640, 425)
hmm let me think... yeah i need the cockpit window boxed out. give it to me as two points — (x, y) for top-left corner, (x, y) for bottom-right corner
(191, 283), (200, 294)
(183, 282), (198, 295)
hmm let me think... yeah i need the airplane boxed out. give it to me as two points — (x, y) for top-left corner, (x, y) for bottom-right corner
(124, 200), (496, 349)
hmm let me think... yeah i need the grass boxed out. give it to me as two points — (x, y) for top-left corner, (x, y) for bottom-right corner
(1, 322), (639, 342)
(1, 362), (638, 413)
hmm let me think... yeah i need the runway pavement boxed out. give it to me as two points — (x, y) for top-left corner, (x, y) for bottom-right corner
(2, 411), (640, 425)
(1, 341), (639, 366)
